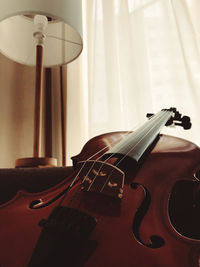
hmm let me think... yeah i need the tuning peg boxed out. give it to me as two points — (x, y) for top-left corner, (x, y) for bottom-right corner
(146, 113), (154, 119)
(146, 110), (191, 130)
(173, 111), (182, 121)
(174, 116), (191, 130)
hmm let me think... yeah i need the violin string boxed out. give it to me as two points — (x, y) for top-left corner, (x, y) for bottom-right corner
(110, 110), (170, 168)
(65, 117), (148, 189)
(64, 132), (132, 187)
(81, 110), (164, 193)
(59, 110), (171, 206)
(58, 129), (139, 206)
(57, 116), (153, 205)
(89, 110), (169, 192)
(84, 113), (163, 191)
(99, 110), (172, 193)
(58, 132), (134, 206)
(86, 110), (168, 192)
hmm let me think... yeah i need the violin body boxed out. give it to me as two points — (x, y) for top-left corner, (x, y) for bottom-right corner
(1, 132), (200, 267)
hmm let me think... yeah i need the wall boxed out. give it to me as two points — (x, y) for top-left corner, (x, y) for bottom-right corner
(0, 53), (67, 168)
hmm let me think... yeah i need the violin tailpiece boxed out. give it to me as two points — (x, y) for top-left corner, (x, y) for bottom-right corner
(28, 206), (97, 267)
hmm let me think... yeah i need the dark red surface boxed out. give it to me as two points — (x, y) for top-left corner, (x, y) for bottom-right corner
(1, 133), (200, 266)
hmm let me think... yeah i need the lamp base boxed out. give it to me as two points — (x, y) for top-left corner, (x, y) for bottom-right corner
(15, 157), (57, 168)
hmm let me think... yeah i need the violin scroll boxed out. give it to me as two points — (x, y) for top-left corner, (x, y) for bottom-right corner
(146, 108), (191, 130)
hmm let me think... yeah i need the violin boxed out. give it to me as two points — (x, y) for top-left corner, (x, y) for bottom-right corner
(1, 108), (200, 267)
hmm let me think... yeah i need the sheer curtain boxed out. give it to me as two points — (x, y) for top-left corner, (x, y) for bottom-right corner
(66, 0), (200, 164)
(0, 0), (199, 167)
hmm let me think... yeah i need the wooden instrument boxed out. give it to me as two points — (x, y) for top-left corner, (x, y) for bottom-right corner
(0, 108), (200, 267)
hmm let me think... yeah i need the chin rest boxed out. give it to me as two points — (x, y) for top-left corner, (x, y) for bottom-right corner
(0, 166), (74, 205)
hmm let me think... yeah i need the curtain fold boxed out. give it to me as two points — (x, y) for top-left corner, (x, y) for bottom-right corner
(1, 0), (200, 167)
(66, 0), (200, 165)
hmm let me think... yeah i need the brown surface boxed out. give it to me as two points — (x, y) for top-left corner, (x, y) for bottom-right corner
(1, 134), (200, 266)
(34, 45), (43, 157)
(15, 157), (57, 168)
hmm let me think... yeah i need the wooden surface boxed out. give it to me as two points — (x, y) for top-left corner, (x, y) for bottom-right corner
(34, 45), (43, 158)
(1, 133), (200, 266)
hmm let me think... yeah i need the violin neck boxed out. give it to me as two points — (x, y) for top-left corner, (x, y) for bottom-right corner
(104, 109), (173, 163)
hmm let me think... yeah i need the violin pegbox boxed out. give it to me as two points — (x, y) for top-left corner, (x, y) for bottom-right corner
(77, 160), (125, 199)
(146, 107), (192, 130)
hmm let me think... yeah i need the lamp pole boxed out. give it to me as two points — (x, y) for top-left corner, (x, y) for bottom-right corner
(34, 44), (43, 158)
(15, 15), (57, 168)
(33, 15), (47, 158)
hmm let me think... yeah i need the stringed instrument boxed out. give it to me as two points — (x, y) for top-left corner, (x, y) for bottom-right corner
(0, 108), (200, 267)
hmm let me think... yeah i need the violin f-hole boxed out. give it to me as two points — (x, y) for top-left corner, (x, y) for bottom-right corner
(131, 182), (165, 248)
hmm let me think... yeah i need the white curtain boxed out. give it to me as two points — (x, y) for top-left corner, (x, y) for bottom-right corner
(66, 0), (200, 164)
(0, 0), (200, 167)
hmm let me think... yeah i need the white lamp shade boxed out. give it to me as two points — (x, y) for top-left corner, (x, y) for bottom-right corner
(0, 0), (83, 67)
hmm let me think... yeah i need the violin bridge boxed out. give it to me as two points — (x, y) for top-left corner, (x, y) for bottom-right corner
(77, 160), (125, 199)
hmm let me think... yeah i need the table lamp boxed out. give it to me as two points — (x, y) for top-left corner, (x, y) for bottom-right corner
(0, 0), (83, 167)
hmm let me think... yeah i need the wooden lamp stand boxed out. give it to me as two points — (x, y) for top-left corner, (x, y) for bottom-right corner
(15, 16), (57, 168)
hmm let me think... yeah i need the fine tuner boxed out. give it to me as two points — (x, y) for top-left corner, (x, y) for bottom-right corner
(146, 108), (191, 130)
